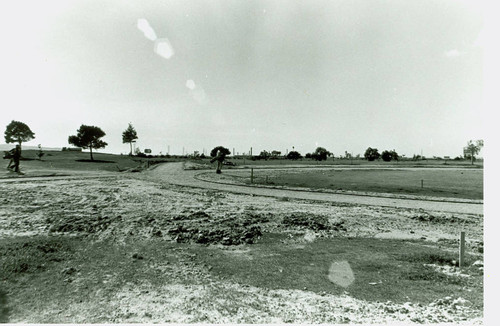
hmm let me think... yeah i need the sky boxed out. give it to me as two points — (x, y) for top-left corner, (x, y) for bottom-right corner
(0, 0), (490, 157)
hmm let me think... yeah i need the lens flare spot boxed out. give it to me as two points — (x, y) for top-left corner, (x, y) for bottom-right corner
(186, 80), (196, 90)
(137, 18), (157, 41)
(154, 38), (174, 59)
(328, 260), (355, 288)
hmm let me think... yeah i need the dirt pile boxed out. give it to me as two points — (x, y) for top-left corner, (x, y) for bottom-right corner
(165, 211), (264, 245)
(282, 213), (346, 232)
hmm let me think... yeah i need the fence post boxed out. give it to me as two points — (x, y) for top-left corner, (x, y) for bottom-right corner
(251, 168), (254, 183)
(421, 179), (423, 188)
(459, 231), (465, 268)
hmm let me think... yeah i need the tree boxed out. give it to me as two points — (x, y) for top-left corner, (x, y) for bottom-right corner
(286, 151), (302, 160)
(4, 120), (35, 147)
(259, 150), (271, 160)
(381, 150), (392, 162)
(311, 147), (332, 161)
(381, 149), (398, 162)
(68, 125), (108, 161)
(364, 147), (380, 161)
(122, 123), (138, 155)
(210, 146), (231, 157)
(465, 140), (484, 165)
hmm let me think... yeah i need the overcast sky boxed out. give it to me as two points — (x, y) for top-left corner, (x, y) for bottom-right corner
(0, 0), (488, 157)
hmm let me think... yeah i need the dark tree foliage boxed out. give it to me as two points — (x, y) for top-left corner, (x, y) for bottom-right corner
(210, 146), (231, 157)
(4, 120), (35, 146)
(381, 150), (392, 162)
(122, 123), (138, 155)
(68, 125), (108, 161)
(259, 150), (271, 160)
(312, 147), (332, 161)
(364, 147), (380, 161)
(286, 151), (302, 160)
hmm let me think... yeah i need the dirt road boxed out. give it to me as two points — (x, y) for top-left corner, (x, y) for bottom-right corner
(145, 162), (483, 215)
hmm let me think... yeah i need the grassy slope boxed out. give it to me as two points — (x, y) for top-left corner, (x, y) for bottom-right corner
(13, 150), (182, 173)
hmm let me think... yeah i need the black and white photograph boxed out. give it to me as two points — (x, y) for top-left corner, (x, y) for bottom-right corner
(0, 0), (493, 324)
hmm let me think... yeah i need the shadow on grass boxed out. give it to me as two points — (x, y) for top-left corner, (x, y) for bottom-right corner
(75, 159), (116, 163)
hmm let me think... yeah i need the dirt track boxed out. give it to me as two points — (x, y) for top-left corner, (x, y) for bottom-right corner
(143, 162), (483, 215)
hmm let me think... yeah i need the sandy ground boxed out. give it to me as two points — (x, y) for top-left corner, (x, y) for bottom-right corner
(0, 162), (484, 323)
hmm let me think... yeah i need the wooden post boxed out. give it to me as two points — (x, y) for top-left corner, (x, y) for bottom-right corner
(459, 231), (465, 268)
(251, 168), (254, 183)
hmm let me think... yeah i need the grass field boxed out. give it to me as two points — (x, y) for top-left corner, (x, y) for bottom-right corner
(218, 168), (483, 200)
(227, 156), (483, 168)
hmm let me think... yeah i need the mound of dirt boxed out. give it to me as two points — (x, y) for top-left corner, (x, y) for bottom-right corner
(282, 213), (346, 232)
(166, 211), (263, 245)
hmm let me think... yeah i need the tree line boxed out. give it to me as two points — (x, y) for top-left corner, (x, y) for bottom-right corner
(3, 120), (484, 164)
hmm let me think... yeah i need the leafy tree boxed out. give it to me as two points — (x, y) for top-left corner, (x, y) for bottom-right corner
(210, 146), (231, 157)
(286, 151), (302, 160)
(381, 150), (391, 162)
(364, 147), (380, 161)
(259, 150), (271, 160)
(68, 125), (108, 161)
(381, 149), (398, 162)
(122, 123), (138, 156)
(312, 147), (332, 161)
(465, 140), (484, 165)
(4, 120), (35, 147)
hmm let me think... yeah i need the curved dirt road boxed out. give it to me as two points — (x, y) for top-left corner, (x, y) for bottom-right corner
(146, 162), (483, 215)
